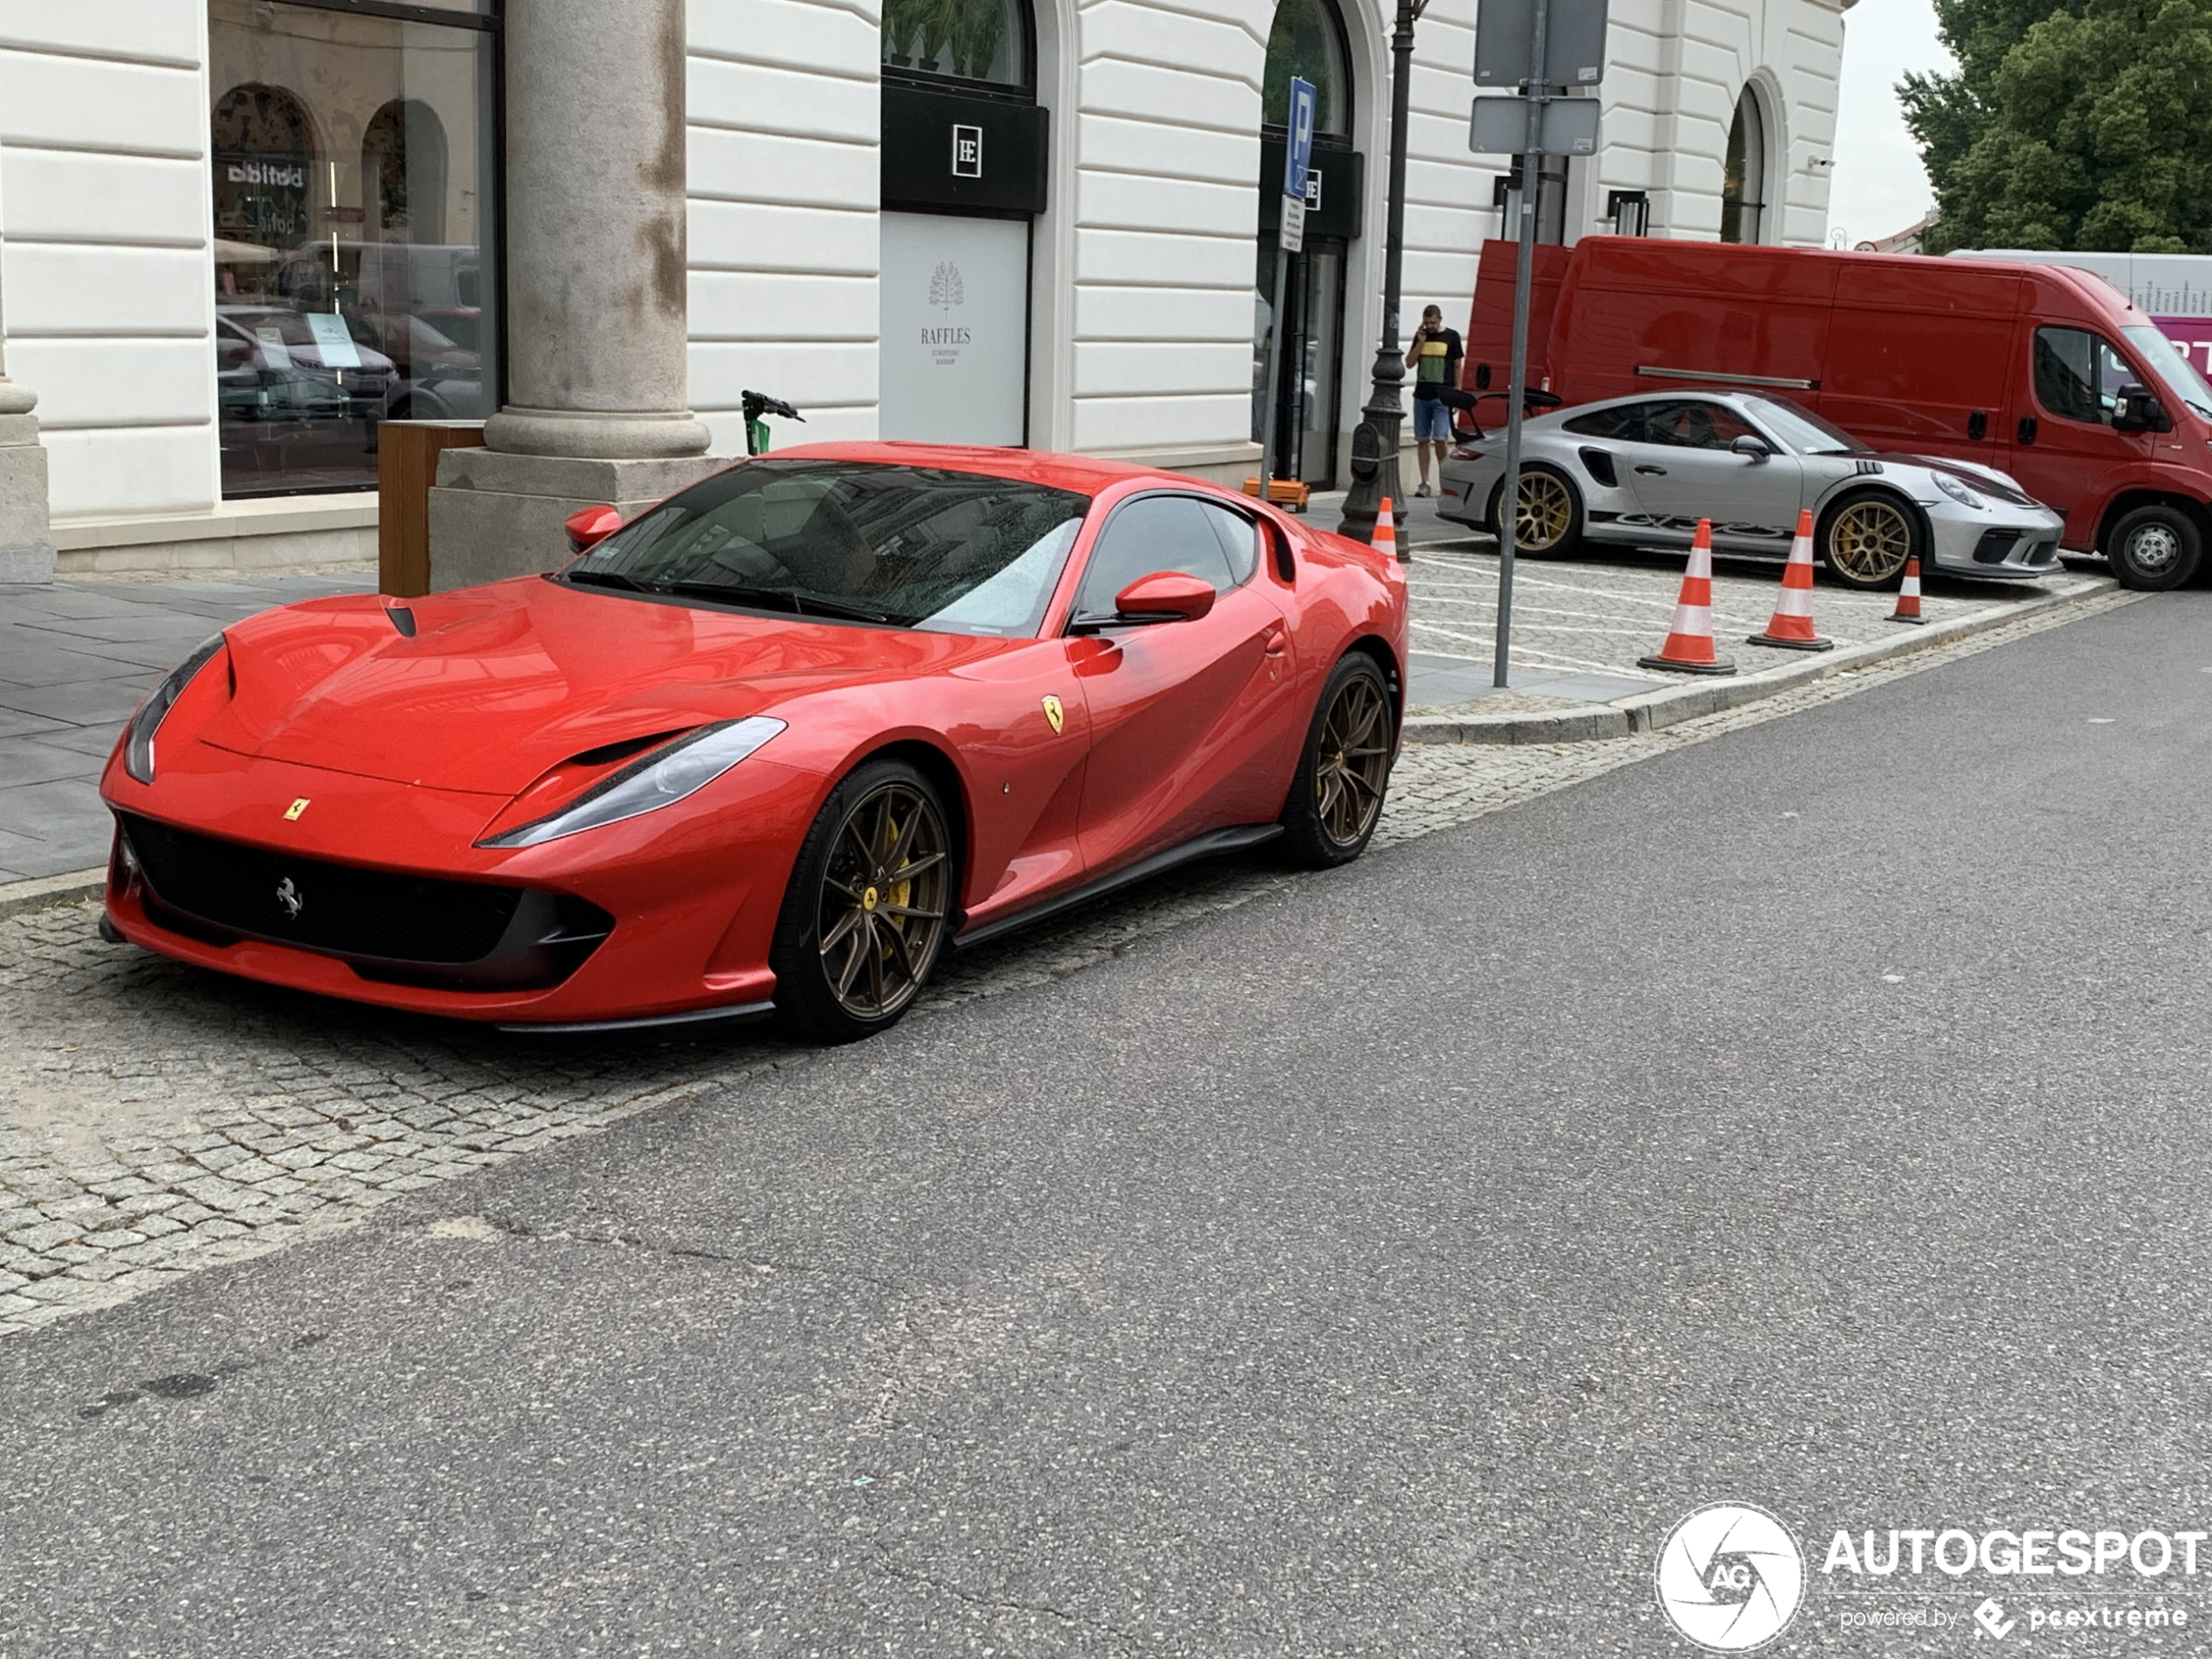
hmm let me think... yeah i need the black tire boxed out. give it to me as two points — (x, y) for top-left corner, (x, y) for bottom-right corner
(1487, 463), (1583, 557)
(2106, 502), (2203, 590)
(769, 757), (954, 1044)
(1279, 653), (1394, 869)
(1817, 487), (1921, 590)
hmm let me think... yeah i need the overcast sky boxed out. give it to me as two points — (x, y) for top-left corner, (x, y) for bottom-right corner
(1824, 0), (1952, 246)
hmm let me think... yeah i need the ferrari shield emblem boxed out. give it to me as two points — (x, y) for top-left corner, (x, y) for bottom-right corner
(1041, 695), (1064, 735)
(283, 798), (311, 821)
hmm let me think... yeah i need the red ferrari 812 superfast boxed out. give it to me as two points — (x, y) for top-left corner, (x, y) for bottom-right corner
(98, 444), (1409, 1042)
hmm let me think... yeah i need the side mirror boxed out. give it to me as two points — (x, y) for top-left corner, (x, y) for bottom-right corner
(1114, 571), (1217, 624)
(563, 503), (624, 552)
(2113, 384), (2169, 434)
(1730, 433), (1775, 460)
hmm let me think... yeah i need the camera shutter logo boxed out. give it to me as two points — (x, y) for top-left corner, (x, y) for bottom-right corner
(1656, 1503), (1804, 1651)
(952, 125), (982, 178)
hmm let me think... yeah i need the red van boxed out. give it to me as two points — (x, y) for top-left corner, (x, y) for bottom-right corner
(1462, 237), (2212, 589)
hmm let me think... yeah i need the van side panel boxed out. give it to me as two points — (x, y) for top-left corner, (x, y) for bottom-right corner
(1463, 239), (1572, 408)
(1548, 239), (1833, 405)
(1822, 263), (2022, 465)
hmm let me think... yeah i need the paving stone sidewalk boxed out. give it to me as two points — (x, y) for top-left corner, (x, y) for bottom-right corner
(0, 572), (374, 881)
(0, 585), (2142, 1339)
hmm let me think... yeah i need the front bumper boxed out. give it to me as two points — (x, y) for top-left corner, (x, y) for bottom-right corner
(1923, 510), (2066, 580)
(98, 741), (819, 1028)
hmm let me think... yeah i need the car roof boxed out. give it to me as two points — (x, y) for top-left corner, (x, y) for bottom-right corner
(760, 442), (1211, 496)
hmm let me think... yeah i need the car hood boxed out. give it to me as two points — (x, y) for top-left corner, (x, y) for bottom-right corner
(200, 578), (1014, 794)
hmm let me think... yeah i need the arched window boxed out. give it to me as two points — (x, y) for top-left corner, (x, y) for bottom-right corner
(882, 0), (1031, 90)
(362, 99), (448, 242)
(1721, 86), (1767, 245)
(1263, 0), (1352, 139)
(210, 83), (315, 253)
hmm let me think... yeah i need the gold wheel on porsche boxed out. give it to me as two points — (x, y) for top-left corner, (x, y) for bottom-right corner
(1313, 672), (1392, 848)
(816, 781), (949, 1022)
(1513, 469), (1575, 551)
(1825, 497), (1913, 585)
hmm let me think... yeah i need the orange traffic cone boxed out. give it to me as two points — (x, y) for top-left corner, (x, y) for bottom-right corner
(1749, 510), (1834, 651)
(1890, 556), (1926, 624)
(1639, 520), (1737, 676)
(1374, 496), (1401, 561)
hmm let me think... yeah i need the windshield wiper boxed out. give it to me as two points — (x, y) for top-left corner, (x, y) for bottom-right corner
(563, 568), (651, 592)
(658, 580), (894, 624)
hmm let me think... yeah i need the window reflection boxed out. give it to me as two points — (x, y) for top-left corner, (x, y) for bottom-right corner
(209, 0), (498, 498)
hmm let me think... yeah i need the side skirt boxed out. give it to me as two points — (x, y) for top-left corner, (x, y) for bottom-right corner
(497, 999), (776, 1036)
(952, 824), (1284, 953)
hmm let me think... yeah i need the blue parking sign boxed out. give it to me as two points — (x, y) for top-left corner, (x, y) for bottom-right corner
(1285, 77), (1316, 199)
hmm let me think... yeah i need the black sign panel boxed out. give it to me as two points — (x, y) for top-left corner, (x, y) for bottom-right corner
(1257, 142), (1365, 242)
(882, 84), (1049, 217)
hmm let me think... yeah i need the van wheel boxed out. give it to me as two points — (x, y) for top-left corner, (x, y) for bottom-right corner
(1817, 489), (1919, 590)
(2106, 503), (2202, 590)
(1487, 464), (1582, 556)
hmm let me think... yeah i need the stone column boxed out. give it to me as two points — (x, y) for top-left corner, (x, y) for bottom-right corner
(0, 244), (57, 585)
(428, 0), (723, 590)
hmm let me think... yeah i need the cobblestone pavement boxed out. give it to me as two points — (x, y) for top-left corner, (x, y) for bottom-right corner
(0, 585), (2142, 1339)
(1400, 542), (2106, 713)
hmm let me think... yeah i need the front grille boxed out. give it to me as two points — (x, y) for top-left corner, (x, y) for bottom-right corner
(1973, 529), (2022, 564)
(119, 813), (612, 991)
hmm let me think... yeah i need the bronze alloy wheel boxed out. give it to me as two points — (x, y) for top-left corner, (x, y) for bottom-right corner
(1313, 671), (1392, 848)
(1826, 497), (1913, 584)
(815, 780), (950, 1022)
(1514, 469), (1575, 552)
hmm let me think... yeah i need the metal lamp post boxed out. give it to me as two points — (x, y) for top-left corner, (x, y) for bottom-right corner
(1337, 0), (1422, 547)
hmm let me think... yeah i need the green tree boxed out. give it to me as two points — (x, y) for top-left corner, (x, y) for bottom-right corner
(1904, 0), (2212, 253)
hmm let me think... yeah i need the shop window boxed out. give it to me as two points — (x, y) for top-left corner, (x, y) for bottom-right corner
(882, 0), (1030, 90)
(1721, 87), (1767, 245)
(209, 0), (500, 499)
(1263, 0), (1352, 138)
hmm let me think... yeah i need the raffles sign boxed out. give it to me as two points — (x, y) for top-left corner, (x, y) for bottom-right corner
(880, 212), (1028, 445)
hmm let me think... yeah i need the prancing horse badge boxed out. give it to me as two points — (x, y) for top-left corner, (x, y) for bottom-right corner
(1041, 695), (1064, 735)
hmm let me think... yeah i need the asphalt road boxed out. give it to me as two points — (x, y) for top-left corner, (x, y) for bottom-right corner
(4, 594), (2209, 1657)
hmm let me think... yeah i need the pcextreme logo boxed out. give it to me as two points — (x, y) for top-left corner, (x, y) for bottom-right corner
(1656, 1503), (1806, 1651)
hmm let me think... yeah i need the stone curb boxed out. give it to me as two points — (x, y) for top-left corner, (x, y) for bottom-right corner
(1402, 577), (2121, 745)
(0, 867), (105, 921)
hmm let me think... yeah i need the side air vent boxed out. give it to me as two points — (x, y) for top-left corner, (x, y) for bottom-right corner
(1578, 447), (1618, 489)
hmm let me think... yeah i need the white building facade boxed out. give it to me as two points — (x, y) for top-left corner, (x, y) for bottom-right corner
(0, 0), (1845, 577)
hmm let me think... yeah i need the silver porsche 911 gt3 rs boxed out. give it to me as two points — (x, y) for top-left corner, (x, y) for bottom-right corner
(1436, 388), (2067, 589)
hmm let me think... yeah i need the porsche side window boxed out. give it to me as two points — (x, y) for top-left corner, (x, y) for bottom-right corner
(1643, 401), (1757, 450)
(1198, 502), (1261, 584)
(1561, 405), (1649, 441)
(1075, 496), (1238, 616)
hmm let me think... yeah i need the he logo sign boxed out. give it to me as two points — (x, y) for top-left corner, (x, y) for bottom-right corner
(952, 125), (982, 178)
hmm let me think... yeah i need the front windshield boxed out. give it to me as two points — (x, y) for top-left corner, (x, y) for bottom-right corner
(569, 460), (1090, 636)
(1743, 395), (1867, 455)
(2122, 325), (2212, 421)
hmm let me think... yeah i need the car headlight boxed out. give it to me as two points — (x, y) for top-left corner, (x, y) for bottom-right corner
(477, 716), (786, 848)
(1931, 471), (1986, 509)
(123, 635), (226, 785)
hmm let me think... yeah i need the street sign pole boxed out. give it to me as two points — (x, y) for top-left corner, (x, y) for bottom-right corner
(1494, 0), (1547, 690)
(1258, 78), (1316, 505)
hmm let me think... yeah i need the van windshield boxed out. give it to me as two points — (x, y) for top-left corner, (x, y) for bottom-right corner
(2122, 325), (2212, 421)
(1742, 395), (1868, 455)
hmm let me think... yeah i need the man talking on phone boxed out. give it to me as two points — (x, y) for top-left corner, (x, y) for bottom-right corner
(1404, 304), (1464, 499)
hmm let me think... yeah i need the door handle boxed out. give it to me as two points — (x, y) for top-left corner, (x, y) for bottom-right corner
(1967, 410), (1988, 440)
(1262, 622), (1289, 656)
(1634, 464), (1668, 475)
(2017, 415), (2038, 444)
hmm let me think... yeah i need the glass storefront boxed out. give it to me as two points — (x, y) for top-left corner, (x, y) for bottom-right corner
(208, 0), (499, 497)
